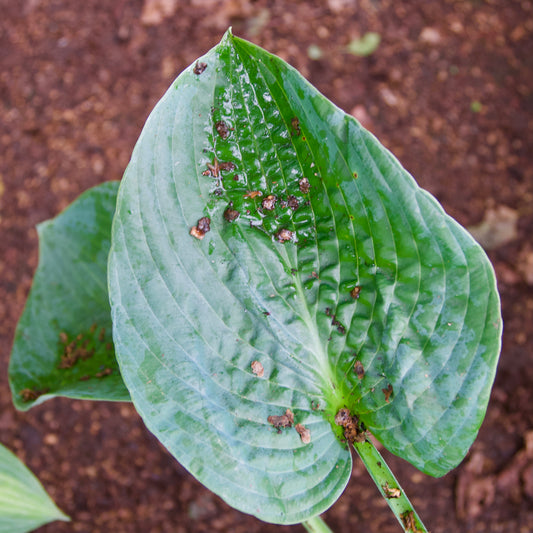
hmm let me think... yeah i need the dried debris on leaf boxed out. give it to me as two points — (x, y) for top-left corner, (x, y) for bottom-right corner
(276, 228), (294, 243)
(335, 408), (367, 443)
(261, 195), (277, 211)
(219, 161), (235, 172)
(350, 286), (361, 299)
(19, 388), (49, 403)
(299, 177), (310, 194)
(383, 482), (401, 499)
(203, 158), (220, 177)
(251, 360), (264, 377)
(95, 368), (113, 378)
(215, 120), (229, 139)
(268, 408), (294, 431)
(291, 117), (301, 136)
(244, 190), (262, 199)
(325, 307), (346, 335)
(190, 217), (211, 240)
(382, 383), (394, 403)
(223, 206), (240, 222)
(401, 510), (423, 533)
(295, 423), (311, 444)
(193, 61), (207, 75)
(287, 195), (299, 210)
(353, 360), (365, 380)
(57, 328), (97, 369)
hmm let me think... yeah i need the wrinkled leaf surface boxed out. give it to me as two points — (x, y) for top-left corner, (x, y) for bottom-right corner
(109, 32), (501, 523)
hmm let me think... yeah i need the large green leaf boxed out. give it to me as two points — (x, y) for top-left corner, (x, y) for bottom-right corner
(9, 182), (129, 410)
(108, 31), (501, 524)
(0, 443), (69, 532)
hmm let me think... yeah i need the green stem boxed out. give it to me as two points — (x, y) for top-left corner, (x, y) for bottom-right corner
(353, 438), (428, 532)
(302, 515), (334, 533)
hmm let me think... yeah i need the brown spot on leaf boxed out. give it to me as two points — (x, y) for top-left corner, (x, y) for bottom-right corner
(193, 61), (207, 75)
(244, 190), (262, 199)
(19, 388), (48, 402)
(268, 408), (294, 431)
(287, 195), (299, 210)
(334, 408), (367, 443)
(329, 312), (346, 335)
(295, 423), (311, 444)
(197, 217), (210, 233)
(354, 360), (365, 379)
(190, 217), (211, 240)
(58, 330), (97, 369)
(219, 161), (235, 172)
(223, 206), (240, 222)
(189, 227), (205, 239)
(382, 383), (393, 403)
(291, 117), (301, 136)
(383, 482), (401, 499)
(299, 177), (310, 193)
(206, 158), (220, 178)
(215, 120), (229, 139)
(350, 286), (361, 299)
(401, 511), (423, 533)
(261, 195), (277, 211)
(276, 228), (294, 243)
(95, 368), (113, 378)
(251, 360), (264, 378)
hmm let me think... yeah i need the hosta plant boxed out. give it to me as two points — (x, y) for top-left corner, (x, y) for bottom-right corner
(9, 30), (502, 532)
(0, 443), (69, 533)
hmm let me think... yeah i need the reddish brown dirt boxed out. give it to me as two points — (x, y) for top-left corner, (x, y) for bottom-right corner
(1, 1), (532, 532)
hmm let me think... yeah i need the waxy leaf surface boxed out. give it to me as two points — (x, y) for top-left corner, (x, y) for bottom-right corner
(9, 182), (129, 410)
(109, 32), (501, 523)
(0, 443), (69, 533)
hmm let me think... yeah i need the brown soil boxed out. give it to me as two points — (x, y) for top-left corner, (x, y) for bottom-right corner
(1, 1), (532, 532)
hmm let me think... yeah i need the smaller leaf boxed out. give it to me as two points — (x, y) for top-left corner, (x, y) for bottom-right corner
(346, 32), (381, 56)
(0, 443), (69, 533)
(9, 181), (129, 410)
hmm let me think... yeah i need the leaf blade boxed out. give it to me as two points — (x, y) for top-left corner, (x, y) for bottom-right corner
(109, 30), (501, 523)
(0, 443), (69, 533)
(9, 181), (129, 410)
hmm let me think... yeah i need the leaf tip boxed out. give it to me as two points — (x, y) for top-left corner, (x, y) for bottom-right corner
(221, 26), (234, 44)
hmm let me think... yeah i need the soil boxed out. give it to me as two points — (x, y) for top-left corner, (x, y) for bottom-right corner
(1, 1), (532, 532)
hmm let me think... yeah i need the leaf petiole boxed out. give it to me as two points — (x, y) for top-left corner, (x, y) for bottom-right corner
(302, 515), (334, 533)
(353, 438), (428, 533)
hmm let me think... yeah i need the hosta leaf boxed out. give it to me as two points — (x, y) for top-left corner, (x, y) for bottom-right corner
(108, 31), (501, 524)
(0, 443), (69, 533)
(9, 182), (129, 410)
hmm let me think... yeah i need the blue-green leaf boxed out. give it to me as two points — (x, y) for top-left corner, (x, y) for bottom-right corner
(108, 31), (501, 524)
(0, 443), (69, 533)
